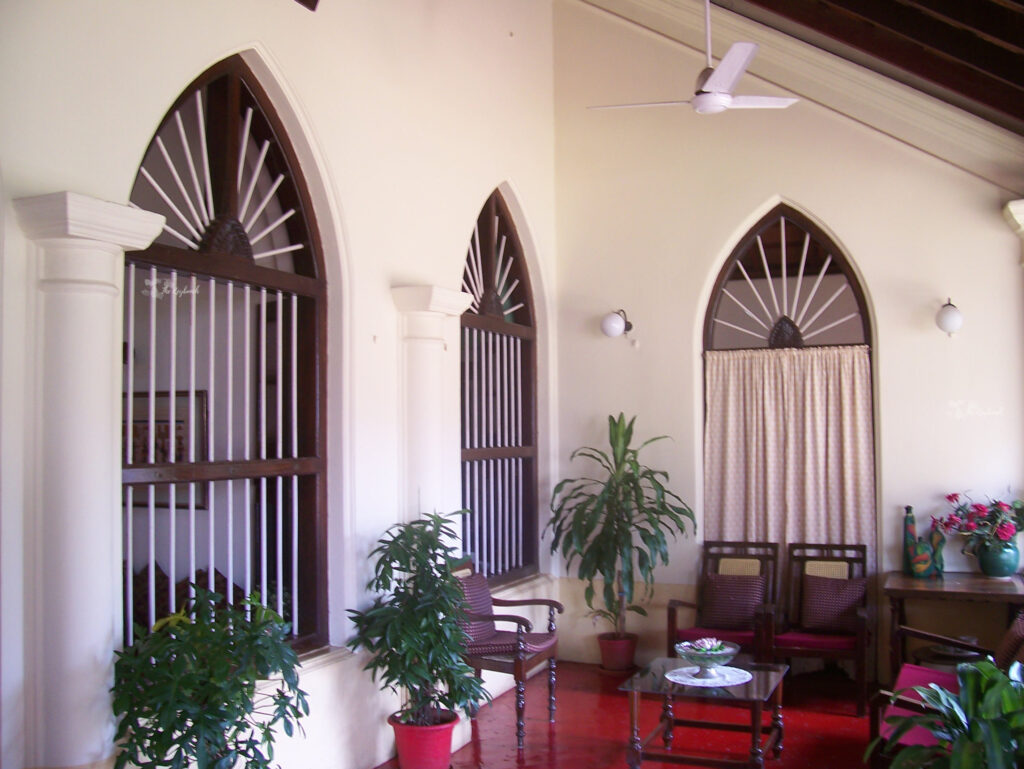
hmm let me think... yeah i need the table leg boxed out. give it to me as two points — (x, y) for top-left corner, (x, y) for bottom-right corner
(771, 677), (784, 758)
(627, 691), (642, 769)
(748, 701), (764, 769)
(661, 694), (674, 748)
(889, 596), (905, 678)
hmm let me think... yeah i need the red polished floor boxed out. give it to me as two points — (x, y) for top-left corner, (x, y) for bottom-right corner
(373, 661), (871, 769)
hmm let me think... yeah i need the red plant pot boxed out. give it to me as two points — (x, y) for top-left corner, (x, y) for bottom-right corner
(388, 710), (458, 769)
(597, 632), (638, 671)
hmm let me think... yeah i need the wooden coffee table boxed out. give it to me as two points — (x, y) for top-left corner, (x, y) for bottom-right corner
(618, 656), (788, 769)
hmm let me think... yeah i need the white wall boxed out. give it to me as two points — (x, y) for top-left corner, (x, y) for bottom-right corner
(0, 2), (556, 768)
(552, 0), (1024, 654)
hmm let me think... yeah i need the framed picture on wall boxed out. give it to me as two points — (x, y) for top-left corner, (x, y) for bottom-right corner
(123, 390), (208, 508)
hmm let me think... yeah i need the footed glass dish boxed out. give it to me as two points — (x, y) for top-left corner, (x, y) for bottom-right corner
(674, 639), (740, 679)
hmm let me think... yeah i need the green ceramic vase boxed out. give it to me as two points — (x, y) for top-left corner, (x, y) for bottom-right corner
(977, 540), (1020, 578)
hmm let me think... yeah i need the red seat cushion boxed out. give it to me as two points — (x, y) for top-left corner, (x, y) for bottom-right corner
(773, 630), (857, 651)
(465, 629), (556, 656)
(881, 663), (960, 746)
(701, 573), (766, 630)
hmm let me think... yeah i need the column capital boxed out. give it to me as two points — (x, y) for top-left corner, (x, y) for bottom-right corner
(392, 285), (473, 318)
(14, 191), (164, 251)
(1004, 200), (1024, 266)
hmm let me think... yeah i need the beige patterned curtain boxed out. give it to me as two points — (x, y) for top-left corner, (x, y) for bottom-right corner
(703, 345), (875, 564)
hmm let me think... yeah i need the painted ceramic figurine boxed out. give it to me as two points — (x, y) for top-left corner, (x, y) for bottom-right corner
(903, 505), (945, 578)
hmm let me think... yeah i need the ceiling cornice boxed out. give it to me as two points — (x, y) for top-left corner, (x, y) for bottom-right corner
(580, 0), (1024, 196)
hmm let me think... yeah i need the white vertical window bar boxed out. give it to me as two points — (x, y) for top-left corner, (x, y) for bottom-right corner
(516, 457), (523, 566)
(125, 264), (137, 643)
(474, 462), (482, 572)
(482, 333), (490, 449)
(225, 281), (235, 605)
(472, 329), (479, 449)
(487, 459), (496, 577)
(290, 295), (299, 631)
(244, 286), (253, 605)
(462, 327), (469, 450)
(207, 277), (217, 593)
(188, 274), (198, 594)
(514, 338), (522, 447)
(275, 290), (284, 618)
(167, 271), (178, 612)
(500, 335), (508, 448)
(259, 288), (269, 604)
(498, 458), (507, 575)
(147, 266), (158, 628)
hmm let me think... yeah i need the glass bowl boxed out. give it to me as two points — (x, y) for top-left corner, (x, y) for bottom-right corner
(674, 639), (740, 679)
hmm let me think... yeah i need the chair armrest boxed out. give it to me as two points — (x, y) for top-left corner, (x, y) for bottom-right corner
(492, 596), (566, 613)
(895, 624), (990, 656)
(667, 598), (697, 610)
(463, 610), (533, 632)
(666, 598), (697, 656)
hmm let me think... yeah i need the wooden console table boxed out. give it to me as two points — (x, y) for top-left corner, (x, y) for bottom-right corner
(883, 571), (1024, 675)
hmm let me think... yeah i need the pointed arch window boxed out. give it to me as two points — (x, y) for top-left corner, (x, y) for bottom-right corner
(460, 191), (537, 584)
(122, 56), (328, 649)
(702, 204), (876, 567)
(705, 206), (870, 350)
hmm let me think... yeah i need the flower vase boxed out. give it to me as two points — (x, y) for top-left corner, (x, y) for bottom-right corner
(977, 540), (1020, 578)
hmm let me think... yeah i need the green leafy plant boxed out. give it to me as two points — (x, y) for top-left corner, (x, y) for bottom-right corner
(547, 413), (696, 637)
(347, 512), (490, 726)
(870, 659), (1024, 769)
(112, 586), (309, 769)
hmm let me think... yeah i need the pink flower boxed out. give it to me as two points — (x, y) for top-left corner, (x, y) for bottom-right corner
(946, 493), (960, 504)
(970, 503), (989, 515)
(996, 522), (1017, 541)
(946, 514), (963, 529)
(964, 521), (978, 531)
(996, 501), (1012, 512)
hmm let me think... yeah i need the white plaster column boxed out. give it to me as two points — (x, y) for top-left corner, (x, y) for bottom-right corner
(391, 286), (472, 523)
(14, 192), (163, 769)
(1005, 200), (1024, 265)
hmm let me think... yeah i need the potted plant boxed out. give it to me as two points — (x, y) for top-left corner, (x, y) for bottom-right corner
(934, 492), (1024, 577)
(347, 512), (490, 769)
(548, 413), (696, 669)
(111, 586), (309, 769)
(869, 659), (1024, 768)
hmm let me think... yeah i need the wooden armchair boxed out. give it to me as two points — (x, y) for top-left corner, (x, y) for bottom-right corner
(867, 610), (1024, 768)
(456, 565), (564, 751)
(667, 540), (779, 659)
(764, 542), (870, 716)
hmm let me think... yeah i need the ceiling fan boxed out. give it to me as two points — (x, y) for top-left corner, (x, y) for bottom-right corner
(591, 0), (798, 115)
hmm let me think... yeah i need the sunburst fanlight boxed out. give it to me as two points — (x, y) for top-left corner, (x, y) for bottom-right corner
(462, 216), (524, 321)
(710, 217), (864, 350)
(130, 88), (303, 269)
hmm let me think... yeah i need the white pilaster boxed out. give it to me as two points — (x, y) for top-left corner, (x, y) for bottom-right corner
(391, 286), (472, 523)
(1004, 200), (1024, 266)
(14, 192), (163, 769)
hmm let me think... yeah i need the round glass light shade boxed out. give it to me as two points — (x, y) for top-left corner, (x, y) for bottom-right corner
(935, 301), (963, 335)
(601, 311), (626, 337)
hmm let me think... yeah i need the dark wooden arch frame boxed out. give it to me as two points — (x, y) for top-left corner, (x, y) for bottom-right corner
(123, 54), (329, 650)
(703, 204), (872, 352)
(460, 189), (539, 585)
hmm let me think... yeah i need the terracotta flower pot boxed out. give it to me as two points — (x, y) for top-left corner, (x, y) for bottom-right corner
(597, 632), (638, 671)
(388, 710), (458, 769)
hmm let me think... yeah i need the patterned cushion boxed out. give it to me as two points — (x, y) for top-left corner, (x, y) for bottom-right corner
(800, 574), (866, 633)
(457, 572), (497, 641)
(701, 573), (766, 630)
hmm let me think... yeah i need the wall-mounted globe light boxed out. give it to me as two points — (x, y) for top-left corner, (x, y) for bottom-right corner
(935, 299), (963, 336)
(601, 309), (633, 338)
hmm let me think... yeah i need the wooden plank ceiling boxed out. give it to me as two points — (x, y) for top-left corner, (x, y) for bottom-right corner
(715, 0), (1024, 136)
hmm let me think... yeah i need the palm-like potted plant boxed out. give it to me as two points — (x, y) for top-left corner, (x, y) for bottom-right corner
(347, 512), (490, 769)
(548, 413), (695, 669)
(111, 586), (309, 769)
(869, 659), (1024, 768)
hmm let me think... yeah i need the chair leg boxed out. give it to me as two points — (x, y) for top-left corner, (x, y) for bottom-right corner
(468, 669), (482, 718)
(548, 657), (557, 723)
(857, 657), (867, 718)
(515, 675), (526, 750)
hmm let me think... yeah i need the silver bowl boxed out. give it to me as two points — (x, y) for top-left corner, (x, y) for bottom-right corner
(674, 640), (740, 679)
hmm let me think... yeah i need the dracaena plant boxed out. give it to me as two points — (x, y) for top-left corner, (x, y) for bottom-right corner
(347, 512), (490, 726)
(112, 586), (309, 769)
(870, 659), (1024, 769)
(547, 413), (695, 638)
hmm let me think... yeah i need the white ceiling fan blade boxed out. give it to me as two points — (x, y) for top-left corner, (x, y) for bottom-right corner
(728, 95), (798, 110)
(702, 41), (758, 94)
(588, 100), (691, 110)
